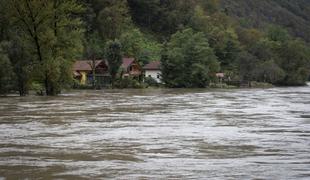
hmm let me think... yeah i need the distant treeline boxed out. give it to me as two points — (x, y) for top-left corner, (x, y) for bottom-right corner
(0, 0), (309, 95)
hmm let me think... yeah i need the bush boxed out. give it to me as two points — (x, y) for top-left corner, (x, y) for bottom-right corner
(253, 60), (285, 84)
(30, 82), (44, 95)
(114, 77), (146, 89)
(72, 79), (94, 89)
(0, 52), (15, 94)
(161, 28), (220, 88)
(209, 83), (236, 89)
(144, 77), (159, 87)
(250, 81), (273, 88)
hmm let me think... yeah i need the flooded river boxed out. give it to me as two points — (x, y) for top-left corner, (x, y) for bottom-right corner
(0, 85), (310, 179)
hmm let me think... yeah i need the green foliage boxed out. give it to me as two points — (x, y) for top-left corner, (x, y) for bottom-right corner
(120, 28), (162, 65)
(198, 0), (220, 14)
(7, 0), (84, 95)
(30, 82), (44, 95)
(222, 0), (310, 42)
(267, 26), (291, 43)
(189, 6), (212, 33)
(188, 6), (240, 71)
(276, 39), (310, 85)
(237, 51), (259, 81)
(0, 45), (15, 94)
(97, 0), (131, 40)
(211, 28), (241, 69)
(253, 60), (285, 84)
(1, 0), (310, 95)
(144, 77), (160, 87)
(7, 39), (33, 96)
(114, 77), (145, 89)
(84, 31), (105, 59)
(249, 81), (274, 88)
(127, 0), (196, 37)
(248, 39), (275, 61)
(237, 28), (264, 47)
(161, 28), (220, 88)
(105, 40), (122, 86)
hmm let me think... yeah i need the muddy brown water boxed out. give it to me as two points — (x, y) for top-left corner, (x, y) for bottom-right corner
(0, 85), (310, 179)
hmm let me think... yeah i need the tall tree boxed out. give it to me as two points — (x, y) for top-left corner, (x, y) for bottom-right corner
(105, 40), (122, 87)
(0, 43), (15, 94)
(8, 0), (84, 95)
(128, 0), (196, 37)
(84, 31), (105, 89)
(161, 28), (219, 88)
(96, 0), (131, 40)
(276, 39), (310, 85)
(120, 28), (162, 65)
(7, 38), (33, 96)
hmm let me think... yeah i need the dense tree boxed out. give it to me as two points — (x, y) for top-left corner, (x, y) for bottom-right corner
(84, 31), (105, 89)
(0, 3), (9, 41)
(7, 38), (33, 96)
(8, 0), (84, 95)
(237, 28), (264, 47)
(222, 0), (310, 42)
(105, 40), (122, 87)
(237, 51), (259, 82)
(211, 28), (241, 70)
(127, 0), (196, 37)
(276, 39), (310, 85)
(120, 29), (143, 59)
(1, 0), (310, 95)
(188, 5), (240, 71)
(248, 39), (275, 61)
(161, 28), (219, 88)
(267, 26), (291, 43)
(253, 60), (285, 84)
(96, 0), (131, 40)
(0, 44), (15, 94)
(198, 0), (220, 14)
(189, 5), (212, 33)
(120, 28), (161, 65)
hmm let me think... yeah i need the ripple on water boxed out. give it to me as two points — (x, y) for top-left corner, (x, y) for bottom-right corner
(1, 86), (310, 179)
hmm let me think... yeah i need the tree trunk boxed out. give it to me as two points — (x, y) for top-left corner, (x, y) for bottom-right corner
(92, 58), (96, 89)
(111, 75), (115, 88)
(45, 73), (49, 95)
(18, 79), (26, 96)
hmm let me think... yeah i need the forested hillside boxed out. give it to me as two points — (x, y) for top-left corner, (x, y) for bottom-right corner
(0, 0), (309, 95)
(221, 0), (310, 42)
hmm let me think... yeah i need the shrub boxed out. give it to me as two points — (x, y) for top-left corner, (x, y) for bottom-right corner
(114, 77), (146, 89)
(144, 77), (159, 87)
(30, 82), (44, 95)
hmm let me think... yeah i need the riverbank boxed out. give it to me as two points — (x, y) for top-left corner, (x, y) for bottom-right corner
(2, 81), (310, 97)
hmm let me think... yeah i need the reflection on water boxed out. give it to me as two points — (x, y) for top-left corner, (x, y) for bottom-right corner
(0, 86), (310, 179)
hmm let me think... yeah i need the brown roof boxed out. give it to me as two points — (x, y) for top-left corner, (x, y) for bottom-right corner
(74, 58), (140, 72)
(143, 61), (161, 70)
(73, 60), (103, 71)
(121, 57), (135, 70)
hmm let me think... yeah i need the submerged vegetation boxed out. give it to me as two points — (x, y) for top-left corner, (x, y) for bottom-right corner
(0, 0), (309, 96)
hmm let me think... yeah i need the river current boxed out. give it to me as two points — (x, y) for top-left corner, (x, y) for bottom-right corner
(0, 85), (310, 179)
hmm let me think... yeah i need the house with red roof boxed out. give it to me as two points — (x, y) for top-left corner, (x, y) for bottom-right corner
(143, 61), (161, 83)
(73, 60), (110, 86)
(73, 58), (142, 86)
(121, 58), (142, 78)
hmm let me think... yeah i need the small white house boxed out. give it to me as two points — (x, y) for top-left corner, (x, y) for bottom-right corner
(143, 61), (161, 83)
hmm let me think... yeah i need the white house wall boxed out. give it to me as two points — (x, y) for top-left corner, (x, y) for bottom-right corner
(145, 70), (161, 83)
